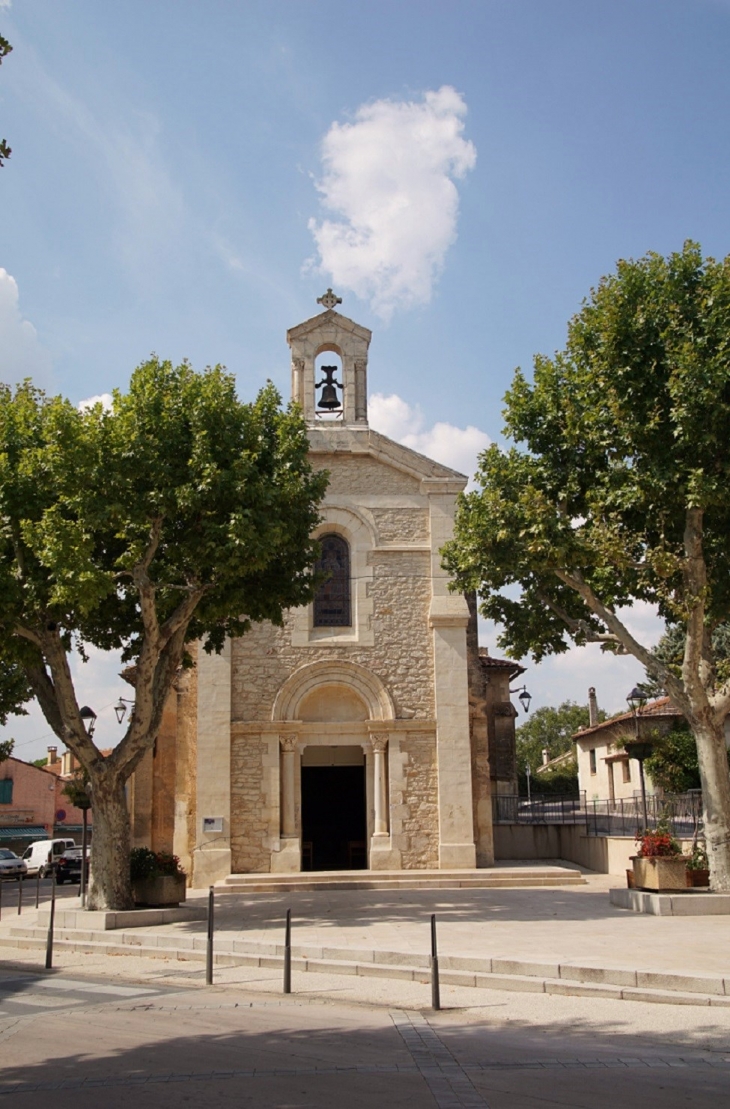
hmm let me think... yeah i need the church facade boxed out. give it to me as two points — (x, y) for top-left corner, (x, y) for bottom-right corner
(129, 294), (523, 885)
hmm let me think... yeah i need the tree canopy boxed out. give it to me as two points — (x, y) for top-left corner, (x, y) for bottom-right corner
(0, 359), (328, 907)
(516, 701), (603, 774)
(444, 242), (730, 887)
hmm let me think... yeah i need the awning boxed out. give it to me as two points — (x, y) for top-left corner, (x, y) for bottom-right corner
(0, 826), (48, 841)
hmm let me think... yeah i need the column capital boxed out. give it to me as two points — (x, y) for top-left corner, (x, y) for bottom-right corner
(279, 734), (298, 752)
(369, 733), (389, 754)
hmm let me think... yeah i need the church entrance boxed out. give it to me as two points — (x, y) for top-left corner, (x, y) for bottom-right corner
(300, 746), (367, 871)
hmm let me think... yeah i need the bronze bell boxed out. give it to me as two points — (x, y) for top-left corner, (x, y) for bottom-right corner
(316, 365), (342, 410)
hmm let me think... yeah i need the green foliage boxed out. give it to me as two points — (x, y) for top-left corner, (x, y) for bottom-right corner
(516, 701), (603, 773)
(643, 723), (730, 794)
(443, 242), (730, 670)
(687, 842), (708, 871)
(31, 756), (48, 767)
(0, 360), (328, 682)
(0, 737), (13, 763)
(643, 622), (730, 696)
(0, 34), (12, 167)
(519, 766), (579, 796)
(130, 847), (184, 881)
(62, 768), (92, 810)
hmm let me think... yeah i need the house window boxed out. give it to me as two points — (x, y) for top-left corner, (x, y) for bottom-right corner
(0, 779), (13, 804)
(313, 534), (351, 627)
(622, 760), (631, 784)
(589, 749), (597, 775)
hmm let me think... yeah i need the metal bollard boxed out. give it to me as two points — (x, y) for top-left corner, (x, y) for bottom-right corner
(45, 872), (56, 970)
(283, 908), (292, 994)
(17, 875), (22, 915)
(0, 877), (3, 921)
(430, 913), (441, 1012)
(205, 885), (214, 986)
(35, 870), (40, 910)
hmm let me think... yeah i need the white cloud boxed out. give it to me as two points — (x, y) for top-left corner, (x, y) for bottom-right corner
(78, 392), (113, 412)
(369, 391), (489, 481)
(308, 86), (476, 320)
(0, 268), (53, 388)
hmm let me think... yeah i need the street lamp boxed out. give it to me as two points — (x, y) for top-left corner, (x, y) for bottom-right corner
(114, 697), (134, 725)
(625, 687), (653, 831)
(79, 705), (97, 738)
(525, 763), (532, 804)
(511, 685), (532, 714)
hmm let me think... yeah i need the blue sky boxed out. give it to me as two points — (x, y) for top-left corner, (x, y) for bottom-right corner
(2, 0), (729, 758)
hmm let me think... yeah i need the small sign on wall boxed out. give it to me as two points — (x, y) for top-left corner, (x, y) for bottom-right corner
(202, 816), (224, 833)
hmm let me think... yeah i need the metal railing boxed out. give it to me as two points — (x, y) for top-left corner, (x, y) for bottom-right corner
(492, 793), (585, 825)
(492, 790), (704, 838)
(583, 792), (703, 838)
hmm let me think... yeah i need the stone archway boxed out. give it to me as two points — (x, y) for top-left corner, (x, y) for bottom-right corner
(271, 661), (396, 873)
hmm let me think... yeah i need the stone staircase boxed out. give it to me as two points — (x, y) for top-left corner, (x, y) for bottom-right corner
(215, 865), (587, 894)
(4, 921), (730, 1009)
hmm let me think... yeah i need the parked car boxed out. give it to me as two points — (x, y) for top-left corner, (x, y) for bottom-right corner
(0, 849), (28, 879)
(21, 838), (75, 878)
(56, 846), (90, 885)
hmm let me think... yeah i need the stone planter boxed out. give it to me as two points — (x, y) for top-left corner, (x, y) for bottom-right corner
(686, 868), (710, 888)
(632, 855), (688, 892)
(132, 874), (186, 907)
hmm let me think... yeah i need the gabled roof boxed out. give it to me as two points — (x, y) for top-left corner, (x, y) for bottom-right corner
(307, 424), (468, 487)
(287, 308), (372, 344)
(573, 696), (679, 740)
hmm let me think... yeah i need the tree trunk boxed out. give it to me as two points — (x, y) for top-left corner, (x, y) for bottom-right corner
(693, 716), (730, 891)
(87, 768), (134, 911)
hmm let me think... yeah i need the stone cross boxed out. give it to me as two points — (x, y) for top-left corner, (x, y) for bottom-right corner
(317, 288), (342, 310)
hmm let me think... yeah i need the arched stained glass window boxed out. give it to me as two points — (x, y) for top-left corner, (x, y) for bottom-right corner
(313, 534), (351, 627)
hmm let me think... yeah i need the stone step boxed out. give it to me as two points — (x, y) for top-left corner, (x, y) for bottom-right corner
(4, 926), (729, 1007)
(216, 867), (586, 893)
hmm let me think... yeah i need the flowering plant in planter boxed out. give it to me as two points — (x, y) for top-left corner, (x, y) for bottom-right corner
(130, 849), (186, 907)
(686, 843), (709, 871)
(130, 848), (185, 881)
(635, 816), (682, 858)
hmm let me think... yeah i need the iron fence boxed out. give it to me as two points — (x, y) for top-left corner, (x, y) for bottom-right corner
(492, 793), (585, 825)
(492, 790), (704, 838)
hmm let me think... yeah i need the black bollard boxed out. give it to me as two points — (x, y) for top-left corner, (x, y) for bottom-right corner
(283, 908), (292, 994)
(206, 886), (214, 986)
(35, 870), (40, 910)
(430, 913), (441, 1011)
(45, 872), (57, 970)
(17, 875), (22, 915)
(0, 876), (3, 921)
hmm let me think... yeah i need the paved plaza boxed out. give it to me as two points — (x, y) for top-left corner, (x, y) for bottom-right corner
(2, 871), (730, 1105)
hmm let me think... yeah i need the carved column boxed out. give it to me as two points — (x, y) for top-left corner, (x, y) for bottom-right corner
(280, 735), (298, 837)
(354, 359), (368, 423)
(371, 734), (389, 835)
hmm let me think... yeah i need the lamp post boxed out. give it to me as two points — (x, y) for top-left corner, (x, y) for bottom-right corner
(78, 706), (96, 907)
(525, 763), (532, 804)
(625, 687), (653, 831)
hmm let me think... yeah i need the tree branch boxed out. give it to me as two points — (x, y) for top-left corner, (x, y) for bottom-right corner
(681, 507), (712, 708)
(536, 590), (626, 649)
(553, 567), (692, 715)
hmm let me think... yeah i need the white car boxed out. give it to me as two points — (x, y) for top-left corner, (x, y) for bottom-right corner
(0, 849), (28, 879)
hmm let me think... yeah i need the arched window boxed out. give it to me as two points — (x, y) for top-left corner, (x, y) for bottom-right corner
(313, 534), (351, 627)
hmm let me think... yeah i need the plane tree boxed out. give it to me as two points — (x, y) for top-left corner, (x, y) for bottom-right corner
(443, 243), (730, 888)
(0, 358), (327, 909)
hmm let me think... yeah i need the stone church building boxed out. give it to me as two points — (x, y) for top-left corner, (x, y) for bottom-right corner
(129, 293), (524, 886)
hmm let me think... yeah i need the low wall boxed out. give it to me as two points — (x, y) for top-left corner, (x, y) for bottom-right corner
(493, 824), (694, 876)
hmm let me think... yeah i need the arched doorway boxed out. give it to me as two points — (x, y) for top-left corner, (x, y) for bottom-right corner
(272, 660), (396, 873)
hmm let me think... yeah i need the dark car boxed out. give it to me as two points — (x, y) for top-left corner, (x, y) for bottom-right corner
(55, 847), (90, 885)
